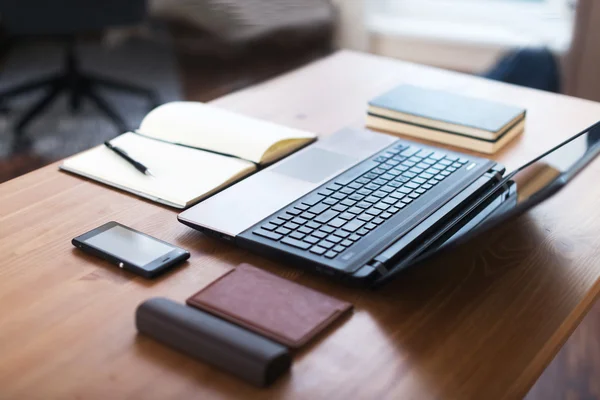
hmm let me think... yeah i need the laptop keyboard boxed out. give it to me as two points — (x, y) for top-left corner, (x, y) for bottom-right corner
(252, 142), (470, 260)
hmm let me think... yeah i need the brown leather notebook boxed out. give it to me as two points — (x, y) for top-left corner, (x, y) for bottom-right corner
(186, 264), (353, 348)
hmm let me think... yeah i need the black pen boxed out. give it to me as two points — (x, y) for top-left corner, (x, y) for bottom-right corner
(104, 141), (155, 177)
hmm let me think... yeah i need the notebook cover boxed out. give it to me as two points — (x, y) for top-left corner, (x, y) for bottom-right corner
(369, 84), (525, 133)
(186, 264), (353, 348)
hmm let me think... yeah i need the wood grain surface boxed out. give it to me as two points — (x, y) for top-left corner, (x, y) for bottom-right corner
(2, 51), (600, 400)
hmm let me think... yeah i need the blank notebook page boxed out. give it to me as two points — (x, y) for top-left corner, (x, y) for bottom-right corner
(61, 132), (255, 208)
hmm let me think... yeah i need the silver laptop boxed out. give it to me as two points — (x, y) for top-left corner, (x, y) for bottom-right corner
(179, 124), (600, 286)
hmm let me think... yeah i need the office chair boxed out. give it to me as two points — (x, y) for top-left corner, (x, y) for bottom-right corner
(0, 0), (159, 142)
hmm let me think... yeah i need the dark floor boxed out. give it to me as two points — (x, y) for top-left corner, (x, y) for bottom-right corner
(0, 40), (599, 399)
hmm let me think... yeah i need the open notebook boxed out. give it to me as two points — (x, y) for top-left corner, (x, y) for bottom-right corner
(60, 102), (316, 208)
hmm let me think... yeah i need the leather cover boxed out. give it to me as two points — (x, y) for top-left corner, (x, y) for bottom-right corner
(186, 263), (353, 348)
(135, 297), (291, 387)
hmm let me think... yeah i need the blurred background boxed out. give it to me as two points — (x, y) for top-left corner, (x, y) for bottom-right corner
(0, 0), (597, 398)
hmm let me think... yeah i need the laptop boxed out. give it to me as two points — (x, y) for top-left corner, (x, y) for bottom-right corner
(179, 122), (600, 286)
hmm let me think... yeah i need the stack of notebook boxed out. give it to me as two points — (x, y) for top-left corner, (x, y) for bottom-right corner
(60, 102), (316, 208)
(366, 84), (526, 154)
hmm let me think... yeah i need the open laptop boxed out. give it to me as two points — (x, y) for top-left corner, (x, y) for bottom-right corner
(179, 122), (600, 285)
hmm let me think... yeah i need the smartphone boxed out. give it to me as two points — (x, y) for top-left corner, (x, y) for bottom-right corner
(72, 221), (190, 278)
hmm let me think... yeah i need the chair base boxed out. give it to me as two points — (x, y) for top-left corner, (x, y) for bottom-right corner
(0, 38), (160, 150)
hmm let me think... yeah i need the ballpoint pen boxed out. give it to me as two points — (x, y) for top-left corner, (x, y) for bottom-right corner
(104, 141), (155, 177)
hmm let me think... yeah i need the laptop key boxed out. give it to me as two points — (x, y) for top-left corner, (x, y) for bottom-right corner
(313, 230), (327, 239)
(329, 218), (346, 228)
(342, 219), (365, 232)
(332, 204), (348, 213)
(300, 212), (316, 220)
(331, 192), (346, 200)
(365, 196), (379, 203)
(295, 203), (310, 211)
(315, 210), (338, 224)
(348, 182), (362, 190)
(388, 207), (400, 214)
(320, 226), (335, 234)
(334, 229), (350, 238)
(380, 212), (393, 219)
(339, 212), (355, 220)
(358, 213), (373, 222)
(283, 222), (299, 230)
(347, 206), (362, 215)
(390, 192), (405, 200)
(405, 182), (419, 189)
(366, 207), (382, 216)
(372, 217), (385, 225)
(422, 184), (432, 189)
(270, 217), (286, 226)
(319, 240), (335, 249)
(382, 197), (397, 205)
(349, 234), (361, 241)
(409, 192), (420, 199)
(364, 223), (377, 230)
(304, 236), (320, 245)
(261, 223), (278, 231)
(340, 187), (354, 195)
(340, 199), (356, 207)
(327, 183), (343, 191)
(333, 244), (346, 253)
(289, 231), (305, 240)
(298, 226), (314, 235)
(349, 194), (364, 202)
(356, 201), (370, 209)
(365, 183), (379, 191)
(323, 198), (337, 206)
(310, 245), (326, 255)
(292, 217), (307, 225)
(356, 228), (369, 236)
(253, 229), (283, 241)
(416, 188), (426, 194)
(380, 185), (394, 193)
(306, 221), (321, 230)
(326, 235), (342, 244)
(324, 251), (338, 259)
(420, 173), (433, 180)
(287, 208), (302, 216)
(341, 239), (353, 247)
(278, 213), (294, 221)
(276, 227), (292, 236)
(318, 188), (333, 197)
(281, 237), (311, 250)
(308, 203), (329, 215)
(430, 152), (444, 160)
(372, 190), (387, 198)
(374, 202), (390, 211)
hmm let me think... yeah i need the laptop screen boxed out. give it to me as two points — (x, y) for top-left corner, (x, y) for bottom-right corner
(375, 121), (600, 286)
(506, 122), (600, 207)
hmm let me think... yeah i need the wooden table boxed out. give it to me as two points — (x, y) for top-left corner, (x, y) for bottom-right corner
(2, 50), (600, 400)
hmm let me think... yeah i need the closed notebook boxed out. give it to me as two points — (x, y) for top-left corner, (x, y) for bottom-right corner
(186, 263), (353, 348)
(367, 84), (526, 153)
(60, 102), (316, 208)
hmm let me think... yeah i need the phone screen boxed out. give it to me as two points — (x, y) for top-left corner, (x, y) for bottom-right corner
(85, 225), (174, 266)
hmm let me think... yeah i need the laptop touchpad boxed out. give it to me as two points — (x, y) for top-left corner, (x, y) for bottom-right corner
(271, 148), (357, 183)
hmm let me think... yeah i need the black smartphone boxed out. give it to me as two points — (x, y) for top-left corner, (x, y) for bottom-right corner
(72, 221), (190, 278)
